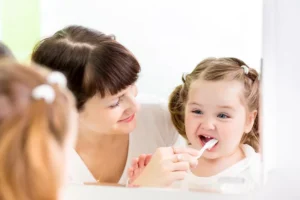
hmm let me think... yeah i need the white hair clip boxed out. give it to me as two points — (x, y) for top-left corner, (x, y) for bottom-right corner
(32, 84), (55, 104)
(47, 71), (67, 88)
(241, 65), (249, 75)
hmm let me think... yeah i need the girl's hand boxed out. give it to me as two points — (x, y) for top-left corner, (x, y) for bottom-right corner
(128, 154), (152, 184)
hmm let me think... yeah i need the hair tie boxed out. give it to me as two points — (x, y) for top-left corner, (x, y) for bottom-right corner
(55, 30), (67, 37)
(47, 71), (67, 88)
(182, 73), (189, 84)
(32, 84), (55, 104)
(241, 65), (249, 75)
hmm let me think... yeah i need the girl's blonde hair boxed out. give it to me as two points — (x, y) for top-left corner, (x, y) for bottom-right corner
(169, 57), (260, 152)
(0, 59), (75, 200)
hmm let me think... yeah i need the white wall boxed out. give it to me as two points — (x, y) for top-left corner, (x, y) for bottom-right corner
(40, 0), (262, 99)
(0, 0), (2, 40)
(262, 0), (300, 172)
(261, 0), (278, 176)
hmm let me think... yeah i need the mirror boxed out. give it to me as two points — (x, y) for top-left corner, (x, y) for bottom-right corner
(0, 0), (264, 197)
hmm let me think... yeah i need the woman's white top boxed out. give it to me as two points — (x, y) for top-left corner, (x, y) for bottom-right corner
(175, 144), (262, 194)
(66, 95), (186, 185)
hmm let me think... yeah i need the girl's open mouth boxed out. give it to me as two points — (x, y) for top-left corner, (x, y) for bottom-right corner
(198, 135), (218, 150)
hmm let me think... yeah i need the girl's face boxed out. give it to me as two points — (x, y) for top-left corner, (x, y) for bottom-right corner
(185, 79), (257, 159)
(79, 85), (139, 135)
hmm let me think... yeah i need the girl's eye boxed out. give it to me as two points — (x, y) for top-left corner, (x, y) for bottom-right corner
(192, 110), (203, 115)
(218, 113), (229, 119)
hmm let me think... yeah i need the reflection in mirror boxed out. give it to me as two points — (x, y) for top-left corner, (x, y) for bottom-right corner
(0, 0), (263, 198)
(39, 0), (262, 195)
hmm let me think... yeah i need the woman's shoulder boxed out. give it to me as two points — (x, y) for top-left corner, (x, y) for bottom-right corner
(136, 94), (169, 123)
(136, 94), (168, 111)
(133, 94), (181, 146)
(66, 148), (95, 184)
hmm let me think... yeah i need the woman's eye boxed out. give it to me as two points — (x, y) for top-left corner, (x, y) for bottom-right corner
(218, 113), (229, 119)
(192, 110), (203, 115)
(109, 99), (120, 109)
(109, 102), (119, 108)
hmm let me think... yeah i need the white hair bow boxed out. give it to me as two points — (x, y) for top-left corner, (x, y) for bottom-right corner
(31, 71), (67, 104)
(241, 65), (249, 75)
(47, 71), (67, 88)
(32, 84), (55, 104)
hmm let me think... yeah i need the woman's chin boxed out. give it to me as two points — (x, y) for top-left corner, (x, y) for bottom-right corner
(116, 122), (137, 134)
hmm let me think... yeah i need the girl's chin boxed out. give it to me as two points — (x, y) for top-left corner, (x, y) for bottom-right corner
(201, 151), (220, 159)
(188, 143), (201, 150)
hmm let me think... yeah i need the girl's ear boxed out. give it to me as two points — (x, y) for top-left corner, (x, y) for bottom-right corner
(245, 110), (257, 133)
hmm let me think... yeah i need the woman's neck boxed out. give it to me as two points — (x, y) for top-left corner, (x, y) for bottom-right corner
(76, 125), (128, 152)
(75, 127), (130, 183)
(192, 146), (245, 177)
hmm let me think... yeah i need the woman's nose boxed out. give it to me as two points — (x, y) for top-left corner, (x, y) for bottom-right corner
(124, 90), (140, 113)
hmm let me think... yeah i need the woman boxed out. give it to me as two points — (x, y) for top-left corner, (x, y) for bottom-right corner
(32, 25), (198, 186)
(0, 59), (77, 200)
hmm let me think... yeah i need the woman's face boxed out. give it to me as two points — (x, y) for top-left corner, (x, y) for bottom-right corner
(79, 85), (139, 135)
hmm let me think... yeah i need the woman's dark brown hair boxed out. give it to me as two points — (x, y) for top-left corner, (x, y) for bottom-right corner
(0, 59), (74, 200)
(32, 25), (140, 110)
(169, 57), (260, 152)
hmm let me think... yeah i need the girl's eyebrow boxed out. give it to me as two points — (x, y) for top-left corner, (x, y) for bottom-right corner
(188, 102), (236, 111)
(217, 105), (236, 111)
(188, 102), (202, 106)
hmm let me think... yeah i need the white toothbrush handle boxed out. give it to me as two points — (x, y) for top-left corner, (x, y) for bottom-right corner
(196, 147), (207, 159)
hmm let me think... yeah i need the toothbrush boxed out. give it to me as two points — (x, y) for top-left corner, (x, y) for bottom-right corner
(181, 139), (219, 191)
(196, 139), (218, 159)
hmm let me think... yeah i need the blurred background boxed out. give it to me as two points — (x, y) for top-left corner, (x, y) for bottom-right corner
(2, 0), (300, 198)
(0, 0), (262, 99)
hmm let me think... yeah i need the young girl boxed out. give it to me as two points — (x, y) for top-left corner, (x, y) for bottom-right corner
(0, 59), (78, 200)
(128, 57), (261, 193)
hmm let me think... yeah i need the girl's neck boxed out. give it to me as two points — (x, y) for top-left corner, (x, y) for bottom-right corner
(192, 146), (245, 177)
